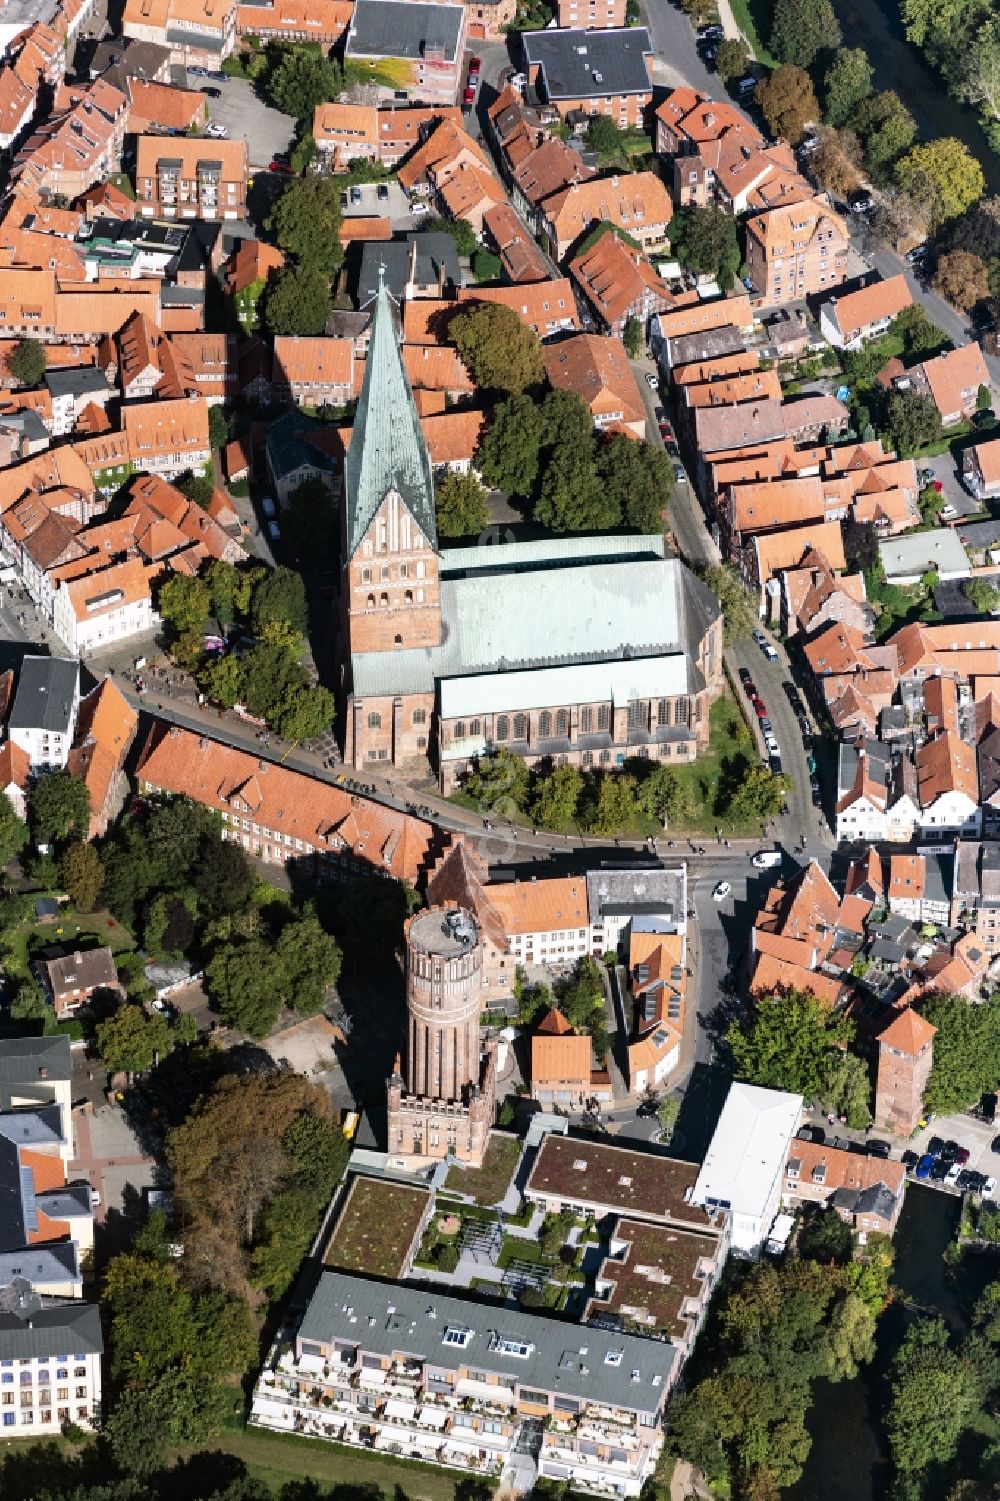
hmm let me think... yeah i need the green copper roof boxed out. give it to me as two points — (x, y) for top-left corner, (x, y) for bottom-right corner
(345, 270), (437, 558)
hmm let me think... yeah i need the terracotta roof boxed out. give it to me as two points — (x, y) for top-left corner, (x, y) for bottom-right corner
(420, 409), (485, 465)
(544, 332), (645, 426)
(401, 343), (474, 394)
(541, 170), (672, 247)
(754, 521), (846, 582)
(877, 1006), (937, 1054)
(750, 951), (844, 1006)
(915, 730), (978, 806)
(67, 677), (138, 831)
(918, 342), (990, 421)
(62, 556), (156, 622)
(531, 1019), (593, 1088)
(569, 232), (670, 329)
(225, 238), (285, 296)
(729, 475), (825, 532)
(238, 0), (351, 34)
(123, 395), (209, 461)
(397, 117), (495, 191)
(312, 101), (378, 147)
(969, 438), (1000, 487)
(456, 279), (581, 336)
(273, 335), (355, 391)
(888, 854), (925, 904)
(825, 274), (912, 339)
(685, 369), (782, 408)
(785, 1139), (905, 1198)
(55, 285), (160, 338)
(136, 722), (437, 884)
(487, 876), (589, 936)
(127, 79), (204, 130)
(512, 135), (595, 207)
(747, 194), (849, 260)
(338, 216), (392, 245)
(483, 202), (550, 284)
(135, 133), (247, 183)
(0, 737), (30, 793)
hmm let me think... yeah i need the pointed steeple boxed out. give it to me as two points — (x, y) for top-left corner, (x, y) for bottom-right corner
(345, 266), (437, 559)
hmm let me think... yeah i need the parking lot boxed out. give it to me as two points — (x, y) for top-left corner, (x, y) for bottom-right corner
(185, 72), (296, 172)
(340, 179), (413, 229)
(905, 1110), (998, 1194)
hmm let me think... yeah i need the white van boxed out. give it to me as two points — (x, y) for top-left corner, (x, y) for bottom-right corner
(752, 849), (783, 870)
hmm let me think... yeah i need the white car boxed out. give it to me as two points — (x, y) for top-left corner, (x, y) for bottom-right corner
(984, 1176), (997, 1197)
(645, 373), (658, 390)
(752, 850), (783, 869)
(151, 998), (170, 1016)
(945, 1162), (963, 1186)
(712, 881), (732, 902)
(204, 123), (228, 138)
(409, 200), (430, 216)
(939, 503), (958, 520)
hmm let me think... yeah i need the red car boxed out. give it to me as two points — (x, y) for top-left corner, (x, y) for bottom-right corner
(469, 55), (481, 78)
(463, 83), (476, 106)
(269, 158), (292, 173)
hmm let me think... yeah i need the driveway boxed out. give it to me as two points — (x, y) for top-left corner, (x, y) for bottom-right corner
(340, 179), (413, 229)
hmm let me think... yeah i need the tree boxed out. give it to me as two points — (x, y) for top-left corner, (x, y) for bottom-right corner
(799, 1207), (854, 1265)
(435, 470), (489, 537)
(893, 301), (949, 354)
(843, 517), (879, 574)
(933, 248), (991, 309)
(275, 908), (342, 1015)
(179, 471), (216, 509)
(0, 795), (28, 869)
(588, 772), (639, 835)
(529, 763), (584, 827)
(702, 563), (755, 644)
(770, 0), (841, 67)
(96, 1004), (171, 1077)
(424, 215), (477, 257)
(450, 302), (544, 393)
(251, 565), (308, 635)
(205, 936), (284, 1037)
(265, 176), (343, 276)
(267, 45), (341, 119)
(144, 891), (197, 956)
(896, 137), (985, 225)
(272, 681), (335, 742)
(824, 47), (874, 125)
(585, 114), (623, 155)
(887, 1320), (980, 1483)
(758, 65), (820, 146)
(622, 315), (643, 358)
(464, 745), (530, 814)
(10, 980), (55, 1032)
(207, 558), (258, 627)
(60, 841), (103, 911)
(965, 576), (1000, 613)
(9, 337), (46, 388)
(535, 444), (618, 531)
(811, 127), (864, 197)
(239, 626), (307, 723)
(855, 90), (917, 180)
(476, 393), (545, 497)
(922, 993), (1000, 1113)
(885, 389), (943, 454)
(158, 573), (211, 636)
(207, 406), (229, 452)
(824, 1050), (872, 1129)
(28, 771), (90, 846)
(264, 262), (331, 336)
(670, 204), (742, 287)
(715, 37), (750, 83)
(596, 434), (673, 532)
(192, 839), (253, 915)
(728, 989), (855, 1098)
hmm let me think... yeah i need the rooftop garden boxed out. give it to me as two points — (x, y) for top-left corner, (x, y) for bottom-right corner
(324, 1177), (431, 1280)
(444, 1131), (521, 1206)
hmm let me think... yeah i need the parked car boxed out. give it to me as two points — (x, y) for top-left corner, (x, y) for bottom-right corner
(463, 83), (476, 106)
(267, 519), (281, 542)
(916, 1153), (934, 1179)
(674, 463), (688, 483)
(666, 440), (680, 458)
(645, 372), (659, 391)
(712, 881), (732, 902)
(945, 1162), (963, 1186)
(738, 666), (753, 684)
(798, 715), (812, 736)
(205, 123), (228, 139)
(409, 200), (430, 216)
(902, 1150), (918, 1170)
(810, 780), (822, 806)
(992, 1133), (1000, 1153)
(984, 1177), (997, 1197)
(752, 849), (783, 869)
(798, 1124), (826, 1144)
(350, 184), (362, 203)
(867, 1140), (892, 1159)
(201, 85), (222, 97)
(931, 1157), (950, 1181)
(377, 182), (389, 201)
(736, 76), (757, 96)
(261, 495), (276, 519)
(955, 1146), (971, 1165)
(941, 1139), (961, 1161)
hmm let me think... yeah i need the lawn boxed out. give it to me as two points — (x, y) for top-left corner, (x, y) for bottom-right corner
(444, 1131), (520, 1205)
(728, 0), (778, 66)
(184, 1428), (489, 1500)
(2, 905), (136, 982)
(663, 692), (763, 837)
(323, 1177), (431, 1279)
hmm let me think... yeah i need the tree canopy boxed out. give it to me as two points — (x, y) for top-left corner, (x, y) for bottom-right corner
(729, 989), (871, 1124)
(770, 0), (841, 67)
(265, 176), (343, 277)
(702, 564), (755, 644)
(9, 337), (46, 388)
(205, 907), (341, 1036)
(435, 470), (490, 537)
(264, 262), (331, 336)
(758, 64), (820, 145)
(266, 44), (342, 119)
(95, 1004), (172, 1077)
(896, 137), (986, 225)
(450, 302), (545, 393)
(922, 993), (1000, 1113)
(0, 795), (28, 869)
(824, 47), (874, 126)
(28, 771), (90, 846)
(60, 840), (103, 911)
(669, 204), (742, 288)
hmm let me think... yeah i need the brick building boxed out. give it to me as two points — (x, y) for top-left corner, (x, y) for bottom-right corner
(875, 1007), (936, 1137)
(744, 195), (849, 305)
(135, 135), (248, 220)
(339, 271), (723, 786)
(386, 905), (496, 1167)
(521, 27), (653, 130)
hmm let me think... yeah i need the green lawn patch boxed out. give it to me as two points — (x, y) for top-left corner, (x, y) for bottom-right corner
(444, 1132), (520, 1205)
(497, 1233), (544, 1268)
(187, 1427), (491, 1500)
(728, 0), (777, 65)
(661, 692), (764, 837)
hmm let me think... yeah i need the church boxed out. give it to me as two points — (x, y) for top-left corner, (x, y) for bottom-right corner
(339, 270), (725, 791)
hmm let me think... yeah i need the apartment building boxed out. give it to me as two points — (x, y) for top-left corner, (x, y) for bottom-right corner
(744, 195), (849, 305)
(122, 395), (211, 477)
(521, 27), (654, 130)
(962, 438), (1000, 501)
(7, 656), (80, 771)
(135, 135), (248, 220)
(569, 231), (671, 335)
(557, 0), (626, 24)
(344, 0), (468, 107)
(66, 677), (138, 839)
(529, 1007), (613, 1110)
(123, 0), (238, 66)
(236, 0), (351, 45)
(11, 79), (126, 203)
(251, 1270), (672, 1494)
(951, 839), (1000, 953)
(539, 171), (672, 260)
(887, 852), (951, 926)
(0, 1289), (102, 1434)
(455, 279), (581, 337)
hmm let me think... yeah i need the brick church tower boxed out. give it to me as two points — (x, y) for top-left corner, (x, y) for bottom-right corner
(875, 1006), (937, 1136)
(386, 903), (496, 1168)
(341, 267), (442, 658)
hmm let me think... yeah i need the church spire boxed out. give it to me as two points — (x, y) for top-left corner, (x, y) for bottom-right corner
(345, 265), (437, 559)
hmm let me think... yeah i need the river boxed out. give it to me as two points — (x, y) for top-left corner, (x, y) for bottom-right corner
(788, 1185), (967, 1501)
(829, 0), (1000, 195)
